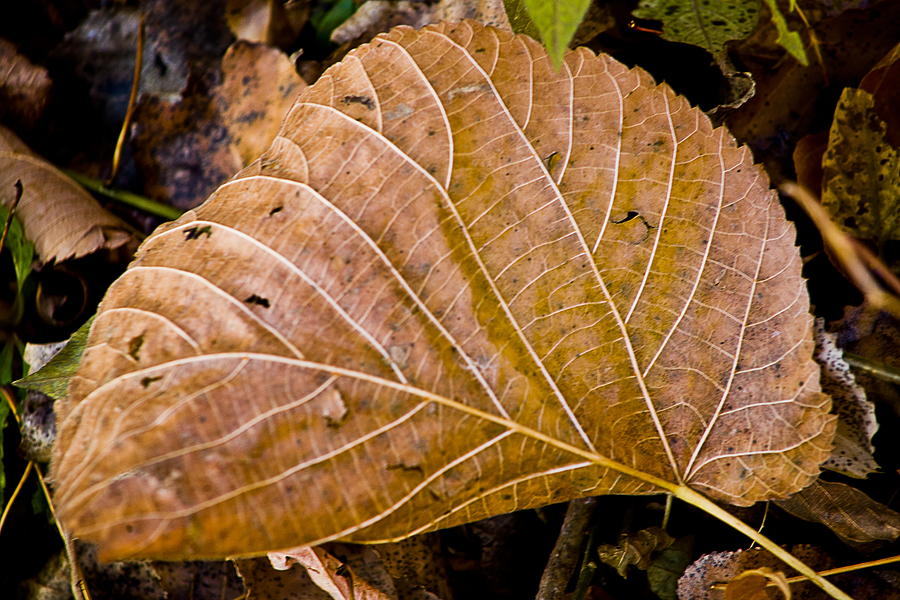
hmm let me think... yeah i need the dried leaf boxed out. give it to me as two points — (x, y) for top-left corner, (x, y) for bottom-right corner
(235, 556), (334, 600)
(213, 40), (307, 165)
(0, 126), (134, 263)
(776, 480), (900, 545)
(597, 527), (674, 577)
(52, 21), (834, 561)
(226, 0), (310, 47)
(0, 38), (52, 129)
(677, 548), (801, 600)
(724, 567), (791, 600)
(269, 546), (395, 600)
(821, 87), (899, 245)
(813, 320), (877, 478)
(859, 41), (900, 147)
(633, 0), (759, 60)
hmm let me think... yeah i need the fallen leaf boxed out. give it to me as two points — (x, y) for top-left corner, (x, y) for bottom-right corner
(235, 555), (334, 600)
(132, 38), (304, 210)
(859, 41), (900, 146)
(52, 20), (835, 561)
(0, 125), (134, 263)
(213, 40), (307, 165)
(647, 535), (693, 600)
(776, 479), (900, 545)
(330, 0), (512, 46)
(16, 317), (93, 401)
(821, 87), (899, 245)
(726, 2), (900, 166)
(813, 320), (878, 478)
(724, 567), (791, 600)
(597, 526), (674, 577)
(225, 0), (310, 47)
(269, 546), (395, 600)
(520, 0), (591, 67)
(633, 0), (759, 61)
(0, 38), (52, 130)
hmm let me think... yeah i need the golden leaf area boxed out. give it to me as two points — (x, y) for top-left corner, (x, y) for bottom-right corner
(51, 21), (835, 561)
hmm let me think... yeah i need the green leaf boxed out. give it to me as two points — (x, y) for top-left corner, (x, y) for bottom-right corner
(633, 0), (758, 59)
(311, 0), (357, 44)
(15, 316), (94, 400)
(521, 0), (591, 67)
(762, 0), (809, 65)
(0, 205), (34, 293)
(503, 0), (541, 40)
(647, 536), (693, 600)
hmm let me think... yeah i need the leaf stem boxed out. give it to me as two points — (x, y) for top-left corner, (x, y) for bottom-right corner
(62, 169), (183, 221)
(844, 352), (900, 384)
(672, 485), (853, 600)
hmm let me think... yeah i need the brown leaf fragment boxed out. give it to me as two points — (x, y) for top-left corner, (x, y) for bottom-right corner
(813, 319), (878, 478)
(597, 527), (674, 577)
(214, 40), (307, 166)
(859, 41), (900, 147)
(0, 125), (134, 263)
(724, 567), (791, 600)
(226, 0), (310, 47)
(53, 21), (834, 561)
(821, 87), (900, 245)
(776, 480), (900, 545)
(269, 546), (395, 600)
(0, 38), (52, 130)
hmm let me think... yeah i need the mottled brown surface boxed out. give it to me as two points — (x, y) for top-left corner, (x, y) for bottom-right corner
(52, 21), (833, 561)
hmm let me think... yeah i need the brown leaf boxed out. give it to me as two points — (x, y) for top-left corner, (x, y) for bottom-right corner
(269, 546), (395, 600)
(597, 526), (674, 577)
(235, 556), (334, 600)
(0, 125), (134, 263)
(813, 320), (878, 478)
(776, 480), (900, 545)
(52, 21), (835, 561)
(724, 567), (791, 600)
(225, 0), (309, 47)
(0, 38), (52, 130)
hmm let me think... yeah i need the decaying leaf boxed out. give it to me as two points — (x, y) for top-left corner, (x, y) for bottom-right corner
(269, 546), (394, 600)
(235, 556), (334, 600)
(0, 125), (134, 263)
(213, 40), (307, 165)
(52, 21), (835, 561)
(597, 526), (674, 577)
(813, 320), (877, 478)
(633, 0), (758, 60)
(677, 548), (792, 600)
(776, 479), (900, 545)
(724, 566), (791, 600)
(821, 87), (899, 245)
(225, 0), (310, 47)
(0, 38), (52, 129)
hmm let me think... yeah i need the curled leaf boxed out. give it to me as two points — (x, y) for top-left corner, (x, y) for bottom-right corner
(52, 21), (833, 561)
(0, 126), (134, 263)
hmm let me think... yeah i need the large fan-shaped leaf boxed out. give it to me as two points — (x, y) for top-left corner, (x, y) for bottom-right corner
(52, 21), (834, 561)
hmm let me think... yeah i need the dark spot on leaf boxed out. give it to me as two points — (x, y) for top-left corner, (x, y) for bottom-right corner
(244, 294), (270, 308)
(183, 225), (212, 240)
(612, 211), (641, 224)
(341, 95), (375, 110)
(128, 334), (144, 360)
(269, 205), (283, 216)
(140, 376), (162, 388)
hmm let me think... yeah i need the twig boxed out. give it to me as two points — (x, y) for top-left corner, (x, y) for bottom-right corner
(537, 497), (600, 600)
(108, 14), (144, 184)
(0, 461), (32, 536)
(63, 169), (183, 221)
(711, 554), (900, 590)
(0, 179), (24, 255)
(0, 387), (91, 599)
(780, 182), (900, 318)
(843, 352), (900, 385)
